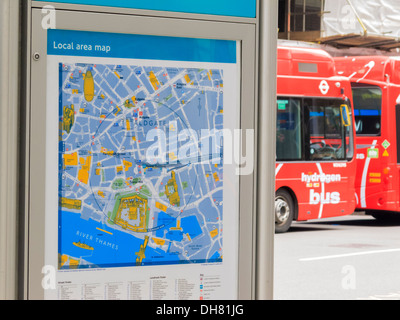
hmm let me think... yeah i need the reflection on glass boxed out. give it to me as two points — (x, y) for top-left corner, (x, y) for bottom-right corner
(352, 85), (382, 136)
(276, 97), (354, 162)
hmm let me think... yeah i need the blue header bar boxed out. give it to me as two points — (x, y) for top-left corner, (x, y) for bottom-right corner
(35, 0), (256, 18)
(48, 29), (237, 64)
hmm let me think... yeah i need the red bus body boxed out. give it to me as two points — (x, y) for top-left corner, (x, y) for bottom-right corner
(335, 56), (400, 216)
(275, 46), (357, 232)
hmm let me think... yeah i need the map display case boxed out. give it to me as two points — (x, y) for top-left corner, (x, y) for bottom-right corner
(25, 0), (268, 300)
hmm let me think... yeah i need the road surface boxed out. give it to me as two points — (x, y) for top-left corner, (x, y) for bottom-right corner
(274, 214), (400, 300)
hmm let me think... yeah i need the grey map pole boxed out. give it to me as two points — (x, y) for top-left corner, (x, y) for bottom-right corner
(0, 0), (21, 300)
(256, 0), (278, 300)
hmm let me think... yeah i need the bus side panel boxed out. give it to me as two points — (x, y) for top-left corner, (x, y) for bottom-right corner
(276, 162), (356, 221)
(355, 139), (398, 211)
(354, 86), (400, 212)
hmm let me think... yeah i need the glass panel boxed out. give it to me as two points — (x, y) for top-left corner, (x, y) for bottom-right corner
(305, 99), (349, 161)
(290, 0), (305, 32)
(305, 13), (321, 31)
(278, 0), (287, 32)
(352, 86), (382, 136)
(305, 0), (322, 12)
(276, 99), (302, 161)
(291, 15), (304, 32)
(291, 0), (305, 13)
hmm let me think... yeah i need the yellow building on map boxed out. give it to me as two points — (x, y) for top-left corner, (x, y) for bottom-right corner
(210, 228), (219, 239)
(170, 219), (183, 231)
(101, 148), (114, 156)
(60, 197), (82, 210)
(135, 236), (149, 266)
(84, 70), (95, 102)
(152, 237), (166, 246)
(78, 156), (92, 185)
(169, 152), (178, 161)
(63, 152), (78, 168)
(124, 99), (134, 109)
(165, 171), (180, 207)
(184, 74), (191, 84)
(60, 254), (68, 268)
(156, 202), (167, 212)
(114, 194), (148, 233)
(69, 258), (80, 269)
(114, 105), (121, 115)
(123, 160), (132, 172)
(149, 71), (160, 91)
(98, 190), (105, 198)
(62, 105), (75, 134)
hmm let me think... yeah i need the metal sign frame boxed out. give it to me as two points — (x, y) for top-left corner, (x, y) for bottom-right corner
(24, 2), (262, 300)
(0, 0), (21, 300)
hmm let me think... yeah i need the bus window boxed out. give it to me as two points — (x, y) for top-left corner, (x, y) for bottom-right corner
(351, 85), (382, 136)
(305, 99), (353, 161)
(276, 99), (302, 161)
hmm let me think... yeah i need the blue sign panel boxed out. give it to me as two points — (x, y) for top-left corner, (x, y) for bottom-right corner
(48, 29), (237, 63)
(34, 0), (256, 18)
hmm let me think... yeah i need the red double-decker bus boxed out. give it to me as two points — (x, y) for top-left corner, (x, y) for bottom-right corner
(275, 46), (357, 233)
(335, 55), (400, 220)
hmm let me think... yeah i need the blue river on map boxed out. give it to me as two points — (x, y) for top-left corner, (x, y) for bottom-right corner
(59, 210), (182, 268)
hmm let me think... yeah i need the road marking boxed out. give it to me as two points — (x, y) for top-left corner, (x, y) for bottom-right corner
(358, 292), (400, 300)
(300, 248), (400, 262)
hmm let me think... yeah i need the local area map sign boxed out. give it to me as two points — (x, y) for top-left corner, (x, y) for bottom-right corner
(59, 62), (224, 268)
(45, 29), (240, 300)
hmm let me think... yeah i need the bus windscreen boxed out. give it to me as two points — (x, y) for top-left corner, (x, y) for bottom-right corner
(277, 97), (354, 162)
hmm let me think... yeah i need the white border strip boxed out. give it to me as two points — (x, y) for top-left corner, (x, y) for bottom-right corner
(360, 140), (377, 208)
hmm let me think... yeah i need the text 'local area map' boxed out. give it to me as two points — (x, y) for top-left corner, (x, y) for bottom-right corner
(58, 62), (225, 269)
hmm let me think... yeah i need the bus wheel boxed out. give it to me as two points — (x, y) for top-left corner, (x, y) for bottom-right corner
(275, 189), (294, 233)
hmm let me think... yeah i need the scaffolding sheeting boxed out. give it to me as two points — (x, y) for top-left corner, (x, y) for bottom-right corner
(319, 0), (400, 50)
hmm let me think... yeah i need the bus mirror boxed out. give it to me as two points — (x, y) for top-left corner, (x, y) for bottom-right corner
(340, 104), (351, 127)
